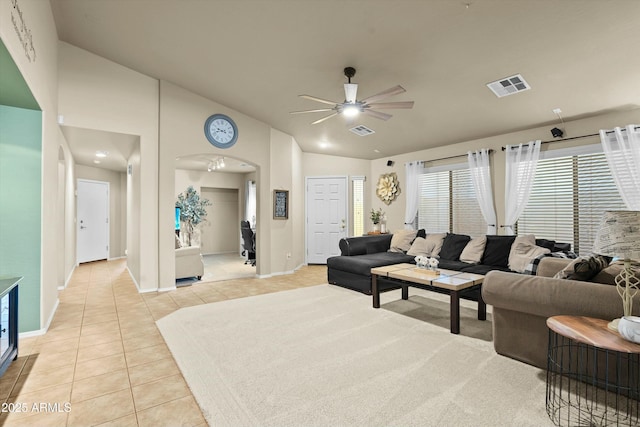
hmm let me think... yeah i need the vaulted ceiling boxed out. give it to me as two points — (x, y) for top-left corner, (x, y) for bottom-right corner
(51, 0), (640, 160)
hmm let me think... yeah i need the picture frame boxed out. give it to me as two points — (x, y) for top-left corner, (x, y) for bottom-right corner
(273, 189), (289, 220)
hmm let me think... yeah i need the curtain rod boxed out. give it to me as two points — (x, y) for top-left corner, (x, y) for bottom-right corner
(501, 126), (640, 151)
(418, 148), (494, 164)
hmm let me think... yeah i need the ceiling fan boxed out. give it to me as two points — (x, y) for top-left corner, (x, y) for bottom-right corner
(290, 67), (414, 125)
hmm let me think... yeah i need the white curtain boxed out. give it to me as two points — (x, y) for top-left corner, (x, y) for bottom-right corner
(245, 180), (257, 226)
(404, 161), (423, 229)
(504, 140), (541, 235)
(467, 149), (497, 234)
(600, 125), (640, 210)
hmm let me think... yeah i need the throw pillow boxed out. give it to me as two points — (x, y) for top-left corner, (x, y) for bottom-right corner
(508, 242), (550, 273)
(535, 238), (556, 251)
(460, 236), (487, 264)
(439, 233), (471, 261)
(553, 255), (612, 281)
(388, 229), (418, 253)
(175, 234), (183, 249)
(424, 233), (447, 257)
(482, 235), (517, 268)
(407, 237), (437, 257)
(508, 234), (536, 262)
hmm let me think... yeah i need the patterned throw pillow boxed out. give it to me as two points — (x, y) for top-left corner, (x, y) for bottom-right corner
(553, 255), (612, 281)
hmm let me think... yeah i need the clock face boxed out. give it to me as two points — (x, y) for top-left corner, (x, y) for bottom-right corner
(204, 114), (238, 149)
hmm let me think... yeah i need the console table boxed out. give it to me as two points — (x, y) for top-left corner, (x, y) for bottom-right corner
(546, 315), (640, 426)
(0, 277), (20, 377)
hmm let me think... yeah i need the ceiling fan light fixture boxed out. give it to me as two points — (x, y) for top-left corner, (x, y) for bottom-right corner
(342, 104), (360, 117)
(344, 83), (358, 103)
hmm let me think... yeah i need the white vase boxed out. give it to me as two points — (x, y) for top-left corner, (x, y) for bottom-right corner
(373, 223), (380, 232)
(380, 223), (387, 234)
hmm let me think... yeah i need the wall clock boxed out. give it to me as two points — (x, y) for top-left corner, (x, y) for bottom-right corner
(204, 114), (238, 149)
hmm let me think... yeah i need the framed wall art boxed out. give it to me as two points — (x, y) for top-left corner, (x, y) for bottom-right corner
(273, 189), (289, 220)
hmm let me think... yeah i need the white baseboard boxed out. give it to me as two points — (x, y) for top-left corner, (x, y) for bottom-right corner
(20, 297), (60, 338)
(257, 262), (306, 279)
(108, 255), (127, 261)
(58, 265), (76, 290)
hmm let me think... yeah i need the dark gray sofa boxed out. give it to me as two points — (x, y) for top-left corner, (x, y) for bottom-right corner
(327, 232), (570, 296)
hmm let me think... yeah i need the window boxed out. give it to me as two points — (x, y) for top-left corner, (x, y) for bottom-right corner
(417, 165), (486, 236)
(352, 176), (365, 237)
(517, 146), (625, 255)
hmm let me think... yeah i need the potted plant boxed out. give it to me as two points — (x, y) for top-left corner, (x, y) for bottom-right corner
(175, 186), (212, 246)
(370, 208), (384, 232)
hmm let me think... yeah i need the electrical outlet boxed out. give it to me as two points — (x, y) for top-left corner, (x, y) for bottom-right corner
(286, 252), (291, 259)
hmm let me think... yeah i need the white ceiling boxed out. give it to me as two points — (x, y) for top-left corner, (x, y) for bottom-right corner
(51, 0), (640, 161)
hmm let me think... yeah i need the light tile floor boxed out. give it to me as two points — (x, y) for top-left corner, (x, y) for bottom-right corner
(0, 259), (327, 426)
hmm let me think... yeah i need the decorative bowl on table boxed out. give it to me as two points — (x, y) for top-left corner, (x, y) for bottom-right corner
(618, 316), (640, 343)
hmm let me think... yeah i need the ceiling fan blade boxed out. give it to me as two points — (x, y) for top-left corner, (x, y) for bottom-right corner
(344, 83), (358, 104)
(290, 108), (335, 114)
(366, 101), (414, 109)
(363, 109), (392, 121)
(360, 85), (406, 104)
(299, 95), (339, 106)
(311, 112), (339, 125)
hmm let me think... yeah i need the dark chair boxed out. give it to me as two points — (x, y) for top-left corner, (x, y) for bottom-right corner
(241, 220), (256, 266)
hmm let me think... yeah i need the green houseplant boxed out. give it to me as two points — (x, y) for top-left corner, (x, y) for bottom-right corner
(176, 186), (212, 246)
(370, 208), (384, 230)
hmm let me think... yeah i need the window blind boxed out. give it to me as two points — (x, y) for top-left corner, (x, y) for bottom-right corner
(417, 169), (486, 236)
(352, 177), (364, 236)
(517, 152), (624, 255)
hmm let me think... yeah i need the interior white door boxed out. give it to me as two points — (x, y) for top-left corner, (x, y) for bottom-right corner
(77, 180), (109, 264)
(306, 177), (348, 264)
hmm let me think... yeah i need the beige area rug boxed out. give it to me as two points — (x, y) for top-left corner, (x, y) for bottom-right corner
(157, 285), (553, 427)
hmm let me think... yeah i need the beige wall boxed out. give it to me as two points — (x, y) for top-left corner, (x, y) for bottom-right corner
(57, 42), (159, 291)
(159, 80), (277, 289)
(0, 0), (61, 331)
(75, 165), (127, 259)
(369, 108), (640, 233)
(126, 146), (141, 286)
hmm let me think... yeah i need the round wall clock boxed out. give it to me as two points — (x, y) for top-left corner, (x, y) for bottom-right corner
(204, 114), (238, 149)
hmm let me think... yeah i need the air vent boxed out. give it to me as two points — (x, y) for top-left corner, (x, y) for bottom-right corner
(487, 74), (531, 98)
(349, 125), (375, 136)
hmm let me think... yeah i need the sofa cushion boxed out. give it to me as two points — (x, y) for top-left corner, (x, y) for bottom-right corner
(461, 264), (513, 275)
(591, 260), (640, 285)
(553, 255), (612, 281)
(439, 233), (471, 261)
(438, 259), (474, 271)
(327, 252), (414, 276)
(460, 236), (486, 264)
(482, 235), (516, 268)
(407, 237), (436, 257)
(388, 229), (418, 253)
(535, 238), (556, 251)
(366, 238), (392, 254)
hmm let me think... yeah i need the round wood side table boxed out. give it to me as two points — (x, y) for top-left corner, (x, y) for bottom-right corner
(546, 315), (640, 426)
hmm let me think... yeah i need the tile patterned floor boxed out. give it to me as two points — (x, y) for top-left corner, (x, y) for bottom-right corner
(0, 259), (328, 426)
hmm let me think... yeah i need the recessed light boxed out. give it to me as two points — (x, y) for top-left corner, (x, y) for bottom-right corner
(93, 160), (101, 164)
(319, 142), (330, 149)
(96, 151), (108, 158)
(374, 149), (380, 153)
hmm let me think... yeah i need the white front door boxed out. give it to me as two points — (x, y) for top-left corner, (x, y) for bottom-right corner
(306, 176), (348, 264)
(77, 180), (109, 264)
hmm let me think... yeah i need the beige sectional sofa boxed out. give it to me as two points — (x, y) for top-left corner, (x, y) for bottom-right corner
(482, 257), (640, 369)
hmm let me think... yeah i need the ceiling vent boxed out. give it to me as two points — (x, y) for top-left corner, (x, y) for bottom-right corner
(349, 125), (375, 136)
(487, 74), (531, 98)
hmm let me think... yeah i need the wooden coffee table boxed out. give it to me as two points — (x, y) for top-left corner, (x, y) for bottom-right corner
(371, 263), (485, 334)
